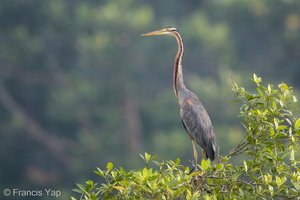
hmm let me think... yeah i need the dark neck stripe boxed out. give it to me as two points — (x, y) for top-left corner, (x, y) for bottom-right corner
(173, 31), (184, 98)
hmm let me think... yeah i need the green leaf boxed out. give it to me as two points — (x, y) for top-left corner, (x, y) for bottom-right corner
(252, 74), (262, 85)
(107, 162), (113, 171)
(253, 74), (257, 82)
(267, 84), (272, 94)
(119, 167), (127, 176)
(175, 158), (180, 166)
(86, 180), (94, 186)
(75, 183), (89, 195)
(94, 168), (105, 178)
(232, 173), (239, 181)
(249, 175), (259, 182)
(142, 167), (148, 178)
(216, 163), (224, 171)
(290, 149), (295, 161)
(72, 188), (84, 194)
(239, 188), (244, 197)
(90, 194), (97, 200)
(268, 185), (274, 196)
(145, 152), (151, 161)
(139, 153), (145, 161)
(201, 159), (210, 171)
(277, 125), (287, 131)
(263, 174), (273, 184)
(275, 176), (286, 187)
(76, 183), (86, 192)
(111, 171), (117, 179)
(295, 118), (300, 129)
(243, 160), (248, 172)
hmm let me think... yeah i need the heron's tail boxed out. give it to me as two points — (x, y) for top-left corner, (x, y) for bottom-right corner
(205, 142), (216, 161)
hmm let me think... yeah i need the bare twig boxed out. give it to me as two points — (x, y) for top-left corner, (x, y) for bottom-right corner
(226, 136), (249, 158)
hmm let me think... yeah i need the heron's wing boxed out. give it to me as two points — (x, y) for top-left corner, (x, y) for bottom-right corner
(180, 95), (216, 160)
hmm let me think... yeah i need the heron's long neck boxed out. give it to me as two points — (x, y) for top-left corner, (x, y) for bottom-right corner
(173, 32), (188, 103)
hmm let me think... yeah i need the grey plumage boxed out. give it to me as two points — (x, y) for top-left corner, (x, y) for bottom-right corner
(180, 92), (216, 161)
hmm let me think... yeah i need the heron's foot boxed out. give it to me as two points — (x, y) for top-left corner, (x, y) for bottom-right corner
(191, 173), (205, 186)
(188, 159), (206, 185)
(190, 171), (205, 185)
(191, 173), (201, 183)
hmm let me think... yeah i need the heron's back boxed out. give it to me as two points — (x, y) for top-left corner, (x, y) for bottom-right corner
(180, 92), (216, 160)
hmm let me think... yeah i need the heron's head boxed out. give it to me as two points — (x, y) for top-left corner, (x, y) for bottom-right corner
(141, 27), (178, 36)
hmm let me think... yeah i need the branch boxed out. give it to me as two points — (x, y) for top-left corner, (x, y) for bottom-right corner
(0, 80), (76, 165)
(226, 136), (250, 158)
(0, 60), (54, 86)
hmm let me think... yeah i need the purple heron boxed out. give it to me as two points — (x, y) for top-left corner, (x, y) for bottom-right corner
(141, 27), (216, 170)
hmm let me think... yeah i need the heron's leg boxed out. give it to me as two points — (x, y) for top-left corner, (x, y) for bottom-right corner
(191, 139), (198, 172)
(202, 149), (206, 160)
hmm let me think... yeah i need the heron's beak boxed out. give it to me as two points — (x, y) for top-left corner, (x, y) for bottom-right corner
(141, 29), (168, 36)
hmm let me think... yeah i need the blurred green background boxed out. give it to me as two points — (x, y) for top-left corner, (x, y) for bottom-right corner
(0, 0), (299, 199)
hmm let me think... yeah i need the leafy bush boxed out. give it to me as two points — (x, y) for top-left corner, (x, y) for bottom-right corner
(71, 74), (300, 200)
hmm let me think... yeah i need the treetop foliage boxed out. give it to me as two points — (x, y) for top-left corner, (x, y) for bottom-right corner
(72, 75), (300, 200)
